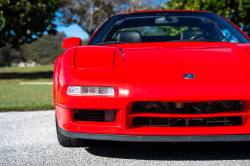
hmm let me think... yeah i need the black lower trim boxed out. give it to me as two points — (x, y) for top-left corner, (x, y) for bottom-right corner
(58, 126), (250, 142)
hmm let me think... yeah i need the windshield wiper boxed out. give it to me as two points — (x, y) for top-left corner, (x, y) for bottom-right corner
(96, 41), (127, 45)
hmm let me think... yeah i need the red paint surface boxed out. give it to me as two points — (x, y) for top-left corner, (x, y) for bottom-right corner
(75, 47), (115, 69)
(62, 37), (82, 49)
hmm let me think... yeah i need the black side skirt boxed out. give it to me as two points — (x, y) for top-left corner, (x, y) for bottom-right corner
(58, 126), (250, 142)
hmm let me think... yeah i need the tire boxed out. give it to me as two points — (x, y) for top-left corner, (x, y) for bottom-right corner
(56, 116), (89, 147)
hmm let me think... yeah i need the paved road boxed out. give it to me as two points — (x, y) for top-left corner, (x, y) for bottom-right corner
(1, 111), (250, 166)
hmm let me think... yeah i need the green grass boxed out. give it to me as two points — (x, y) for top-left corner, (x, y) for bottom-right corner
(0, 84), (54, 112)
(0, 65), (55, 111)
(0, 65), (54, 73)
(0, 78), (53, 85)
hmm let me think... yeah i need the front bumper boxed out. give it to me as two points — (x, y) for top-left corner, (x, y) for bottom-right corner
(58, 124), (250, 142)
(55, 104), (250, 139)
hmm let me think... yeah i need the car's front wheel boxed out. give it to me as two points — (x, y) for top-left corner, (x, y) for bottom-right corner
(56, 116), (88, 147)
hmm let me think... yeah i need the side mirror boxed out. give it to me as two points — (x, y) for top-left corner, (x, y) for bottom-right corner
(62, 37), (82, 49)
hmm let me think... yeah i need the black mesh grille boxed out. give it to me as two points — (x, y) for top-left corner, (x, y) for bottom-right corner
(132, 116), (243, 127)
(73, 109), (116, 122)
(133, 101), (242, 114)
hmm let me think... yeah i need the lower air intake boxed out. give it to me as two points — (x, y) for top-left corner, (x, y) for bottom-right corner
(73, 109), (116, 122)
(132, 116), (243, 127)
(133, 101), (242, 114)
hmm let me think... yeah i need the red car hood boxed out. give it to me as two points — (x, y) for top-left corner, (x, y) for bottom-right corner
(62, 42), (250, 101)
(115, 43), (250, 99)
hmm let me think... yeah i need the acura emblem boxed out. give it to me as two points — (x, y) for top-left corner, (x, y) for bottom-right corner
(183, 73), (195, 79)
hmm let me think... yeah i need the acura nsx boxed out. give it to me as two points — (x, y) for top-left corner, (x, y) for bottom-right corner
(54, 10), (250, 147)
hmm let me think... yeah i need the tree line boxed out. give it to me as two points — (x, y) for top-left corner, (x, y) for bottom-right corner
(0, 32), (89, 67)
(0, 0), (250, 67)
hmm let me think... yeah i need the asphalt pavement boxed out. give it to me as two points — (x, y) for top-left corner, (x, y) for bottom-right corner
(1, 110), (250, 166)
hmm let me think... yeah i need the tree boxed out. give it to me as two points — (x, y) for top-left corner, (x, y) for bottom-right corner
(0, 45), (12, 67)
(0, 32), (66, 67)
(163, 0), (250, 37)
(82, 38), (89, 45)
(58, 0), (161, 37)
(0, 0), (59, 48)
(22, 32), (66, 65)
(0, 43), (27, 67)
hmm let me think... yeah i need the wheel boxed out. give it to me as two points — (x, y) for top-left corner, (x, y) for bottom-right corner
(56, 116), (89, 147)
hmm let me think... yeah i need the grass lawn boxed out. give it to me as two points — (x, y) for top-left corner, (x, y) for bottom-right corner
(0, 64), (54, 73)
(0, 78), (53, 85)
(0, 84), (54, 111)
(0, 66), (54, 112)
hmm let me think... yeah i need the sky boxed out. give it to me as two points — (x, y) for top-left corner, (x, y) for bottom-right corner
(56, 0), (168, 40)
(57, 24), (90, 40)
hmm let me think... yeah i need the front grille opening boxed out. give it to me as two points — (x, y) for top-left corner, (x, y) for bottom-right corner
(73, 109), (116, 122)
(132, 116), (243, 127)
(133, 101), (243, 114)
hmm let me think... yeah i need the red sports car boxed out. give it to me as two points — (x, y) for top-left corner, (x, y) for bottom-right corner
(54, 10), (250, 147)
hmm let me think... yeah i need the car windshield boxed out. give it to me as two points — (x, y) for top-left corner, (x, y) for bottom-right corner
(88, 11), (249, 45)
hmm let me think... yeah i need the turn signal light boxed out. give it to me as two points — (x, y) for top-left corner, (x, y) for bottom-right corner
(67, 86), (115, 96)
(55, 82), (58, 91)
